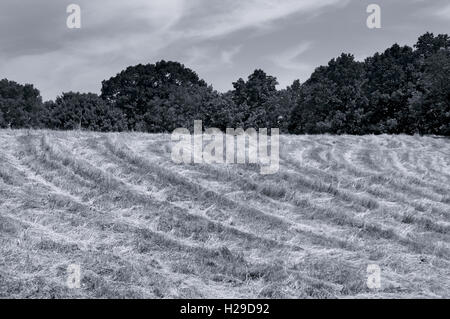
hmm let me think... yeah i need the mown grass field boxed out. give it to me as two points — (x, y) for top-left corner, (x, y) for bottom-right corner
(0, 130), (449, 299)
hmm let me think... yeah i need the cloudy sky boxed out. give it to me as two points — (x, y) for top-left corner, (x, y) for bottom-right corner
(0, 0), (449, 100)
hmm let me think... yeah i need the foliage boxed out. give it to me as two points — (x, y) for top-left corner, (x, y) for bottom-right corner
(289, 54), (368, 134)
(45, 92), (127, 132)
(0, 33), (449, 135)
(289, 33), (450, 135)
(408, 49), (450, 135)
(0, 79), (45, 128)
(101, 60), (211, 131)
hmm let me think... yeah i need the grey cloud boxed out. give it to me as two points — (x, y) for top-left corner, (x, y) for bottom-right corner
(0, 0), (449, 100)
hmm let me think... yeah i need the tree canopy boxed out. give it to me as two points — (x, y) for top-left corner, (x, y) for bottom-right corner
(0, 33), (449, 136)
(0, 79), (44, 129)
(101, 60), (211, 131)
(289, 33), (450, 135)
(44, 92), (127, 132)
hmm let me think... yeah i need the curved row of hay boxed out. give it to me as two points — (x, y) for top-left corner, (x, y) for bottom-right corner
(0, 130), (449, 298)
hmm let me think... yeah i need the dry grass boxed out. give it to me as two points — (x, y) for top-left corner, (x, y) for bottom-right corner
(0, 130), (449, 299)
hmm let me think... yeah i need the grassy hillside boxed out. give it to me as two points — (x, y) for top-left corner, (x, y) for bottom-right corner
(0, 130), (449, 298)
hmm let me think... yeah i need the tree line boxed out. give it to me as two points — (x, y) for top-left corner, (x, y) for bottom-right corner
(1, 32), (449, 135)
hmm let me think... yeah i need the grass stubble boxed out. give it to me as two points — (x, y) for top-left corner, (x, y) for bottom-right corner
(0, 130), (449, 298)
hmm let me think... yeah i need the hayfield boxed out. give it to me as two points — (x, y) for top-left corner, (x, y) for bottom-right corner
(0, 130), (449, 299)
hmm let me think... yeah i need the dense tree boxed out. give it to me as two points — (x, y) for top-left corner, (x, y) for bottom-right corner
(137, 84), (229, 133)
(232, 69), (278, 106)
(0, 79), (45, 128)
(415, 32), (450, 58)
(0, 109), (5, 128)
(0, 33), (449, 136)
(46, 92), (127, 132)
(101, 60), (209, 131)
(409, 49), (450, 135)
(231, 69), (279, 128)
(289, 33), (450, 135)
(276, 80), (303, 133)
(245, 81), (301, 132)
(197, 90), (241, 131)
(363, 44), (420, 133)
(289, 54), (368, 134)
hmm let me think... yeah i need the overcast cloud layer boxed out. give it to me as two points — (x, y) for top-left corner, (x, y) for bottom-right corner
(0, 0), (449, 100)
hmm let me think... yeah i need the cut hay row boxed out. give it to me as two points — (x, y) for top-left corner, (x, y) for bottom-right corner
(0, 130), (449, 298)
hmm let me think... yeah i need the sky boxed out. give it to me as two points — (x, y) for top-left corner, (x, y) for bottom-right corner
(0, 0), (449, 101)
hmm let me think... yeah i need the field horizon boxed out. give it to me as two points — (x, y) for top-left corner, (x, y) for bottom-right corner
(0, 130), (449, 299)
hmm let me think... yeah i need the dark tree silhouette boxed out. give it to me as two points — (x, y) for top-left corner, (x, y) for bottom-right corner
(0, 33), (449, 136)
(409, 49), (450, 135)
(289, 54), (368, 134)
(101, 60), (211, 131)
(231, 69), (279, 128)
(0, 79), (45, 128)
(45, 92), (127, 132)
